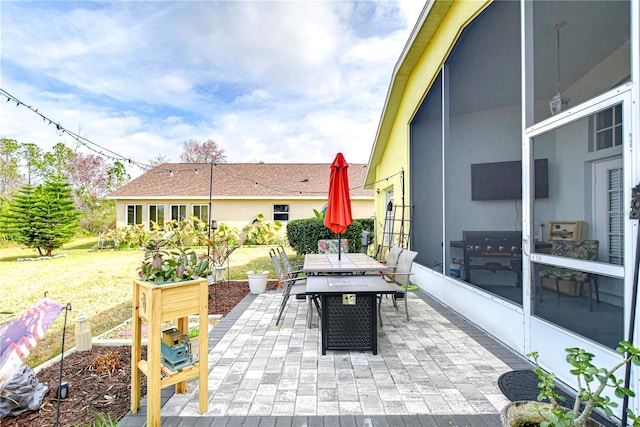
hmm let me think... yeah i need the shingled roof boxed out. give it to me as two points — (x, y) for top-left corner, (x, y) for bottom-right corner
(108, 163), (373, 199)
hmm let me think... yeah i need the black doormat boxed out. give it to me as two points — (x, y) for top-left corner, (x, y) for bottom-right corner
(498, 370), (617, 427)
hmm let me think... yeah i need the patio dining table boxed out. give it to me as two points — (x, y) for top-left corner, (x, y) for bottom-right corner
(303, 252), (388, 275)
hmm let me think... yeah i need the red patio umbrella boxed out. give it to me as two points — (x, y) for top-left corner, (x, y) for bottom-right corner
(324, 153), (353, 259)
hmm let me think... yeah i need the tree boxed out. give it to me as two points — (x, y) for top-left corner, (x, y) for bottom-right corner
(107, 160), (130, 190)
(68, 155), (130, 233)
(0, 138), (22, 198)
(0, 179), (80, 256)
(42, 143), (74, 182)
(147, 154), (170, 169)
(20, 142), (45, 185)
(70, 152), (113, 198)
(179, 139), (226, 163)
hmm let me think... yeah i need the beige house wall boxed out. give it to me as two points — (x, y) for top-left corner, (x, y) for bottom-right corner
(115, 198), (374, 231)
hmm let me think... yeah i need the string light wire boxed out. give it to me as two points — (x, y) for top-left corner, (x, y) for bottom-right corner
(0, 88), (150, 170)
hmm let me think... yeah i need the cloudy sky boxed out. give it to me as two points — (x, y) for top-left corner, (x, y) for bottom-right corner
(0, 1), (423, 176)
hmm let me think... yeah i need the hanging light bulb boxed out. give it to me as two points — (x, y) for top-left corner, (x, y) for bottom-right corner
(549, 22), (569, 115)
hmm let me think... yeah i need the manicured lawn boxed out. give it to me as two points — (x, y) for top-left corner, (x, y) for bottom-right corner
(0, 237), (292, 367)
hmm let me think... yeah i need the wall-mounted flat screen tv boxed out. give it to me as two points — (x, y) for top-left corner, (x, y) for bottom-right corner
(471, 159), (549, 201)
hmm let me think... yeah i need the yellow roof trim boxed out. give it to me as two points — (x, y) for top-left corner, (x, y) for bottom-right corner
(365, 0), (491, 186)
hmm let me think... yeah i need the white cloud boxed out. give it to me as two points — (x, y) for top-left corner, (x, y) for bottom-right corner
(0, 0), (426, 178)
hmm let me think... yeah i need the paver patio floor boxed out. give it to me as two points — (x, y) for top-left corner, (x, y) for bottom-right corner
(121, 288), (532, 426)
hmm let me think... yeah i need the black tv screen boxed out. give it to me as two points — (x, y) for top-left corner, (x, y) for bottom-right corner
(471, 159), (548, 201)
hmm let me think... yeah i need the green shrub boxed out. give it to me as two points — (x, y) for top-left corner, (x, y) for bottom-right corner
(286, 218), (363, 255)
(103, 224), (148, 249)
(213, 223), (242, 247)
(101, 217), (243, 253)
(357, 217), (374, 233)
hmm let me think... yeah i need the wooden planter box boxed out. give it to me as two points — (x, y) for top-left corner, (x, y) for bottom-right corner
(130, 278), (208, 427)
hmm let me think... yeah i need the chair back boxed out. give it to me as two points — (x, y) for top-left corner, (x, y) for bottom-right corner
(318, 239), (349, 254)
(394, 249), (418, 287)
(269, 248), (287, 283)
(276, 245), (294, 272)
(386, 245), (403, 269)
(550, 240), (599, 261)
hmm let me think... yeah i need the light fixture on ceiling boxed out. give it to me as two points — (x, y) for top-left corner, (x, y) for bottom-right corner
(549, 22), (569, 115)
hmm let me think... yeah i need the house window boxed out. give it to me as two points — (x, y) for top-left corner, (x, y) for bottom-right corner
(590, 104), (623, 152)
(149, 204), (165, 228)
(273, 204), (289, 221)
(126, 204), (142, 225)
(170, 204), (187, 221)
(193, 205), (209, 223)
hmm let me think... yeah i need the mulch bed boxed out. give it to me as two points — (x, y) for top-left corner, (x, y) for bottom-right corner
(2, 280), (277, 427)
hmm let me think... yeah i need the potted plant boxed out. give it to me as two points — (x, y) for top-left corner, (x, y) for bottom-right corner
(247, 265), (269, 294)
(501, 340), (640, 427)
(138, 231), (212, 284)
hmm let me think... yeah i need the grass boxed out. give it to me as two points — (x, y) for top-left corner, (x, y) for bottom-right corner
(0, 238), (298, 367)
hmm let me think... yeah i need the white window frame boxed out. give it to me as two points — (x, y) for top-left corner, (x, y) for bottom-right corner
(148, 204), (165, 228)
(273, 204), (289, 221)
(170, 204), (187, 221)
(126, 204), (142, 225)
(192, 205), (209, 223)
(590, 104), (623, 152)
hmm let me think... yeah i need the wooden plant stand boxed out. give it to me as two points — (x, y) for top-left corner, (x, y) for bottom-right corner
(130, 278), (208, 427)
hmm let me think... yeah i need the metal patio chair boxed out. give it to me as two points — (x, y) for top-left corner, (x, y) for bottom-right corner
(269, 249), (319, 327)
(376, 245), (403, 324)
(379, 249), (418, 323)
(276, 245), (303, 279)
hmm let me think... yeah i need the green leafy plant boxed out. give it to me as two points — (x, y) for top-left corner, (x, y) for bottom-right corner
(188, 326), (199, 338)
(527, 340), (640, 426)
(200, 223), (241, 267)
(242, 214), (282, 245)
(137, 231), (212, 283)
(247, 260), (270, 275)
(102, 224), (149, 249)
(73, 412), (119, 427)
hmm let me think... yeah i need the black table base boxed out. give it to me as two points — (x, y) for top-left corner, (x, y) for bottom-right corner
(321, 293), (377, 355)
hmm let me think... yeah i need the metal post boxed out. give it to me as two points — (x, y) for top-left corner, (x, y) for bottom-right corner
(208, 163), (214, 257)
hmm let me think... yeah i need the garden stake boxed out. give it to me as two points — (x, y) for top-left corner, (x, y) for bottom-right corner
(55, 303), (72, 427)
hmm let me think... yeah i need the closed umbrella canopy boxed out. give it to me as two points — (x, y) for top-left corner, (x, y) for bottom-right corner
(324, 153), (353, 258)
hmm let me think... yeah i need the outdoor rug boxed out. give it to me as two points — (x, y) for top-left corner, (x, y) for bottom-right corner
(497, 370), (616, 427)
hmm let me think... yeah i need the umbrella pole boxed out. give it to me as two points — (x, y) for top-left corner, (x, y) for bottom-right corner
(338, 234), (341, 260)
